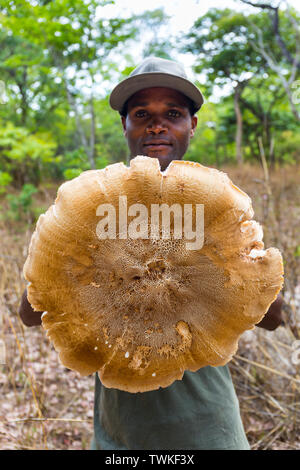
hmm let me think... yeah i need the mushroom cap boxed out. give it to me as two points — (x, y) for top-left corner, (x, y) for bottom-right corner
(23, 156), (284, 392)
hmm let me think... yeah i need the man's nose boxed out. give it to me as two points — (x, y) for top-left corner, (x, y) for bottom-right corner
(146, 116), (168, 134)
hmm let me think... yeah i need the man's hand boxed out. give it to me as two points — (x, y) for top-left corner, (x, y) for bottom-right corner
(18, 286), (284, 331)
(18, 288), (43, 327)
(256, 293), (284, 331)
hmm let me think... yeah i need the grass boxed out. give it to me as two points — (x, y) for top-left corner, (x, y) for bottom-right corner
(0, 163), (299, 450)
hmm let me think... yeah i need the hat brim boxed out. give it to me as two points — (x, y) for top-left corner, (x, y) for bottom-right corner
(109, 72), (204, 113)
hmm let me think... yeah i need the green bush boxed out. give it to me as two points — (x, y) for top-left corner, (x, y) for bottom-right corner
(0, 171), (12, 194)
(6, 183), (38, 221)
(63, 168), (83, 180)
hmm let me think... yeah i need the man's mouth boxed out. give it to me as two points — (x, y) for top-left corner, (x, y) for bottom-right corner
(143, 140), (172, 151)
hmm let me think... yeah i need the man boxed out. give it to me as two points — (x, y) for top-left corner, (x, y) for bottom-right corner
(19, 57), (284, 450)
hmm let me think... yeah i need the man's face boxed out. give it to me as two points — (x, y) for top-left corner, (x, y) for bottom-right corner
(121, 87), (198, 171)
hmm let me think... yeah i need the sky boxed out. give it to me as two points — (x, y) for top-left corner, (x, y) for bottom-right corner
(79, 0), (299, 101)
(101, 0), (299, 29)
(100, 0), (299, 42)
(98, 0), (299, 81)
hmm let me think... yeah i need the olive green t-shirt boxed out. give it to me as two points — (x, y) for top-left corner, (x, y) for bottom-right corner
(91, 365), (250, 450)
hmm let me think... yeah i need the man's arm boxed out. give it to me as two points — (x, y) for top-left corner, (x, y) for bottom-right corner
(18, 288), (43, 327)
(18, 285), (283, 331)
(255, 293), (284, 331)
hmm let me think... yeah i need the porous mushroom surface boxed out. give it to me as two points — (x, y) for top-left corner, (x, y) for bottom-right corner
(23, 156), (284, 392)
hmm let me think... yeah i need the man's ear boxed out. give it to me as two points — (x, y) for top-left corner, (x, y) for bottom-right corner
(190, 115), (198, 138)
(121, 116), (127, 136)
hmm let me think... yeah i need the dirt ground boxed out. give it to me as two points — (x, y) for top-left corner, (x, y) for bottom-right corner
(0, 163), (299, 450)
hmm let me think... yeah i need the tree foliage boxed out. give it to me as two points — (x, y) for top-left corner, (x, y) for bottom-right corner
(183, 5), (300, 165)
(0, 1), (299, 209)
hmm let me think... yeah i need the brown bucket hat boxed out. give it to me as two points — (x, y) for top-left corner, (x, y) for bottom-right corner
(109, 57), (204, 114)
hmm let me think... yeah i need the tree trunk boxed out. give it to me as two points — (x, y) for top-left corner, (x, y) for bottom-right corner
(17, 67), (28, 126)
(234, 85), (243, 165)
(88, 74), (96, 170)
(269, 136), (275, 169)
(65, 85), (96, 169)
(215, 138), (220, 168)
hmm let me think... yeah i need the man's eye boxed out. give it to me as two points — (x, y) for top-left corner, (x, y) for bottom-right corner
(135, 110), (147, 118)
(167, 110), (181, 118)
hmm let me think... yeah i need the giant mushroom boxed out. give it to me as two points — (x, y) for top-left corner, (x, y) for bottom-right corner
(23, 156), (284, 392)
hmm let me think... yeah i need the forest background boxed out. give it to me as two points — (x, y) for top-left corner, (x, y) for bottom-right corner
(0, 0), (300, 450)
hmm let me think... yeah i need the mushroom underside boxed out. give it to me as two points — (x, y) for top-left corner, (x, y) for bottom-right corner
(24, 156), (284, 392)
